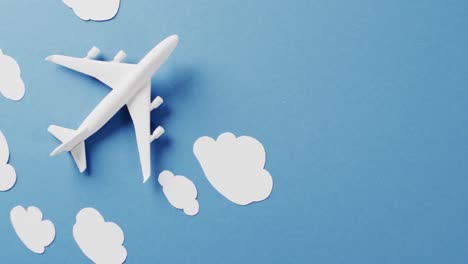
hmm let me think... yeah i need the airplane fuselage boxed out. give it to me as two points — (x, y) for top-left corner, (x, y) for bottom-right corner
(77, 68), (147, 138)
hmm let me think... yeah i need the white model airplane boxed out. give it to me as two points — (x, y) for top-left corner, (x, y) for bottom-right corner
(46, 35), (179, 183)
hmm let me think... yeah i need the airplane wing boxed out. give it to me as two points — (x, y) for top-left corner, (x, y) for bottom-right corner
(127, 82), (152, 182)
(46, 55), (136, 88)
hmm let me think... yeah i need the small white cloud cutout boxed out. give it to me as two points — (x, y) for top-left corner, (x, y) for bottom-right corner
(10, 206), (56, 254)
(63, 0), (121, 21)
(0, 50), (25, 101)
(159, 170), (199, 216)
(0, 130), (17, 191)
(73, 208), (127, 264)
(194, 132), (273, 206)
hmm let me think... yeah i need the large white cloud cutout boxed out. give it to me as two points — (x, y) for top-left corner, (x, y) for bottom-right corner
(0, 130), (17, 191)
(73, 208), (127, 264)
(193, 132), (273, 206)
(63, 0), (121, 21)
(159, 170), (199, 216)
(0, 50), (25, 101)
(10, 206), (56, 254)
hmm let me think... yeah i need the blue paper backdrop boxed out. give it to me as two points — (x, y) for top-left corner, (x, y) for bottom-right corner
(0, 0), (467, 263)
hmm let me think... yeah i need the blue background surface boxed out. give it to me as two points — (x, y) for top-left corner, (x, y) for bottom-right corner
(0, 0), (467, 263)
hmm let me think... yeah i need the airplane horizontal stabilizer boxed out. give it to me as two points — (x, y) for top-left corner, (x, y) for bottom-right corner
(48, 125), (87, 172)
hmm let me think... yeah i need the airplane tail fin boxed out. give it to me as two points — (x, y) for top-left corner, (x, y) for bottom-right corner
(48, 125), (87, 173)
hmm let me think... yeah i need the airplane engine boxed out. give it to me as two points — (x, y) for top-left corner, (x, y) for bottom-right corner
(86, 47), (100, 59)
(151, 96), (164, 111)
(113, 50), (127, 62)
(151, 126), (165, 143)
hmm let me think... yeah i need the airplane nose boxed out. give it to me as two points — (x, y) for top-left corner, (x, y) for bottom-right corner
(168, 35), (179, 45)
(163, 35), (179, 46)
(45, 55), (57, 62)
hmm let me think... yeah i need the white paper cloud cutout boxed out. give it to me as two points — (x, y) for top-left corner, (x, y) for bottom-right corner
(0, 50), (25, 101)
(194, 132), (273, 206)
(0, 130), (17, 191)
(73, 208), (127, 264)
(63, 0), (121, 21)
(10, 206), (56, 254)
(159, 170), (199, 216)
